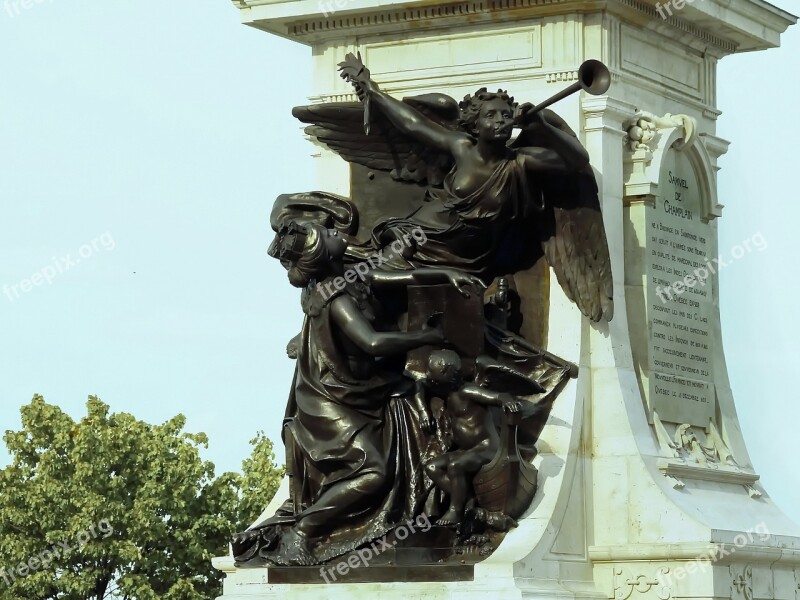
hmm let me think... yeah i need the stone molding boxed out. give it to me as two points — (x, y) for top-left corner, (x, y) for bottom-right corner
(232, 0), (795, 51)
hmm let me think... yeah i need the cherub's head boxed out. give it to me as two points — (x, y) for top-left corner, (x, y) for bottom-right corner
(268, 222), (348, 288)
(426, 349), (462, 389)
(459, 88), (516, 143)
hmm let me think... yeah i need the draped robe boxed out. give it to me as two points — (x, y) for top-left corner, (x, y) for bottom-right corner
(355, 151), (538, 280)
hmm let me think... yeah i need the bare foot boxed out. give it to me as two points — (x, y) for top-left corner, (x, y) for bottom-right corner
(436, 508), (461, 527)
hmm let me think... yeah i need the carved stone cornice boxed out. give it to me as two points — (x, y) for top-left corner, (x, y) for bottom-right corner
(613, 0), (739, 51)
(286, 1), (732, 50)
(233, 0), (796, 52)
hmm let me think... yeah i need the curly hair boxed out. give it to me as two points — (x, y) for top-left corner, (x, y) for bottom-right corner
(458, 88), (516, 136)
(426, 349), (463, 385)
(286, 223), (331, 288)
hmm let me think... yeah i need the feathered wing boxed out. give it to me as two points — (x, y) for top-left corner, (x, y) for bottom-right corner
(512, 113), (614, 323)
(536, 168), (614, 323)
(292, 94), (458, 187)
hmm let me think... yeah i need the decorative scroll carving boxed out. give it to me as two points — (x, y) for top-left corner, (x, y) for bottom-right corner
(624, 111), (697, 152)
(731, 564), (754, 600)
(613, 567), (672, 600)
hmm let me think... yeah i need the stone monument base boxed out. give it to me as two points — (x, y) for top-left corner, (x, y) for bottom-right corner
(212, 555), (603, 599)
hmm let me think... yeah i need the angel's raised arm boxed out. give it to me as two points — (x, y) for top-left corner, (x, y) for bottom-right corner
(339, 52), (468, 154)
(368, 88), (468, 153)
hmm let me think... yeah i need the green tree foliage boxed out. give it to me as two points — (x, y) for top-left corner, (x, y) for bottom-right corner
(236, 432), (285, 531)
(0, 396), (284, 600)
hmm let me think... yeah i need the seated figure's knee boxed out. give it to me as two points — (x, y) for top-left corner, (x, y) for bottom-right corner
(357, 469), (387, 495)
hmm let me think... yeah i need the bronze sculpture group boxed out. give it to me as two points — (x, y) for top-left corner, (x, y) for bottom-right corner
(231, 53), (614, 569)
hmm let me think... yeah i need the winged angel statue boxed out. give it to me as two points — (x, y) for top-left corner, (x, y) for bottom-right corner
(278, 52), (613, 323)
(233, 53), (614, 568)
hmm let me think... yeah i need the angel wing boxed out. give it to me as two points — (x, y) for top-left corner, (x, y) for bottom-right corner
(513, 114), (614, 323)
(537, 168), (614, 322)
(292, 93), (459, 187)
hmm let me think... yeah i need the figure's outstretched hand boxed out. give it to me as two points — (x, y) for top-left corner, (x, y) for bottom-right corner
(445, 270), (486, 298)
(338, 52), (365, 79)
(338, 52), (375, 93)
(503, 399), (523, 414)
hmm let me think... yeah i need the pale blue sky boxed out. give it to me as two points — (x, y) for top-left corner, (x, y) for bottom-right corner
(0, 1), (797, 525)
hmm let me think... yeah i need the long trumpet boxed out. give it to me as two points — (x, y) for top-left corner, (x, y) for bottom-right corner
(527, 60), (611, 116)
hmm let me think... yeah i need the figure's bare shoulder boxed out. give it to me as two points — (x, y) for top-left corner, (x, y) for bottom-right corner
(449, 134), (476, 158)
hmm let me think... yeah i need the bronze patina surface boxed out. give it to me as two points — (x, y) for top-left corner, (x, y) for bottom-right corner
(231, 53), (613, 570)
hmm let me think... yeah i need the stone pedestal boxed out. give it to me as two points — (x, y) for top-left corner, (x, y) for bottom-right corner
(217, 1), (799, 598)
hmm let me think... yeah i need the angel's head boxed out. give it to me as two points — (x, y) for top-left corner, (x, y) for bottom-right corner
(268, 221), (348, 288)
(426, 349), (463, 390)
(459, 88), (516, 142)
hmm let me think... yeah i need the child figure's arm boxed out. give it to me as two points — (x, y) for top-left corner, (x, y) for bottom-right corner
(462, 385), (523, 413)
(411, 378), (436, 434)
